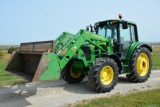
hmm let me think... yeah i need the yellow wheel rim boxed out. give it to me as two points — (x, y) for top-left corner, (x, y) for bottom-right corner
(100, 66), (114, 85)
(136, 53), (149, 76)
(70, 65), (81, 78)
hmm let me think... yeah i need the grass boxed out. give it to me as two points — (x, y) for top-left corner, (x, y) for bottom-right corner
(0, 51), (3, 59)
(152, 47), (160, 69)
(68, 88), (160, 107)
(0, 50), (27, 86)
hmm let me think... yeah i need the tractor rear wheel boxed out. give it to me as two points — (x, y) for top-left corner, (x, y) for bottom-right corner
(129, 47), (152, 82)
(61, 61), (85, 84)
(88, 58), (119, 93)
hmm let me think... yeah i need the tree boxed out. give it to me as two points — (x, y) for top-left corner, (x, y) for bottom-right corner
(8, 47), (19, 53)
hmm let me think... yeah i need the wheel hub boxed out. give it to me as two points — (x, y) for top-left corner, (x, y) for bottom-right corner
(70, 65), (81, 78)
(100, 66), (114, 85)
(137, 53), (149, 76)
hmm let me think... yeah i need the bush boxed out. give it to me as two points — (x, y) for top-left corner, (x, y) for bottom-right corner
(8, 47), (19, 53)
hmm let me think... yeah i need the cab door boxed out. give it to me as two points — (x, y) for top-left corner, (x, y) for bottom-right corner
(119, 23), (136, 59)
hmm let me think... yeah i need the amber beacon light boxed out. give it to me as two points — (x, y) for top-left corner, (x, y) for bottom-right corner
(119, 14), (122, 19)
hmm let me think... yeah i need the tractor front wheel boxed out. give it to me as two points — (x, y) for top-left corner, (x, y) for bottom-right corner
(129, 47), (152, 82)
(61, 61), (85, 84)
(88, 58), (119, 93)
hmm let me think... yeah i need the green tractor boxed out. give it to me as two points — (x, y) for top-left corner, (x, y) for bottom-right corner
(6, 15), (152, 93)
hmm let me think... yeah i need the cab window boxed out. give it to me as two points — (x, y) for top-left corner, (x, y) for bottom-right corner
(98, 24), (117, 40)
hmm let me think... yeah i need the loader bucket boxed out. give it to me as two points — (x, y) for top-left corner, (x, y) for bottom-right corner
(5, 41), (61, 82)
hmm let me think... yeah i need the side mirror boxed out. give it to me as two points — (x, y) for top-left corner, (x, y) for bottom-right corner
(122, 21), (128, 29)
(86, 26), (89, 31)
(86, 25), (96, 32)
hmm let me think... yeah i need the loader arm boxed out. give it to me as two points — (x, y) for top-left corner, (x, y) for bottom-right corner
(55, 29), (107, 69)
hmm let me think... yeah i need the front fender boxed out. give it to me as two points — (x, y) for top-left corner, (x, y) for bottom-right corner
(102, 53), (122, 74)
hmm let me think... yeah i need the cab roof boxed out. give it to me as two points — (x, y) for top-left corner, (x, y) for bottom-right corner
(96, 19), (136, 25)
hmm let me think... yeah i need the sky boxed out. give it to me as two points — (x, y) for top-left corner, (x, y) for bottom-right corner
(0, 0), (160, 45)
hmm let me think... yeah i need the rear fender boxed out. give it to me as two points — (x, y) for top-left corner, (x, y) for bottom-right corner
(136, 44), (152, 52)
(124, 42), (152, 73)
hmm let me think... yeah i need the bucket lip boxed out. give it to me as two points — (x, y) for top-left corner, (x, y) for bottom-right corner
(5, 70), (33, 82)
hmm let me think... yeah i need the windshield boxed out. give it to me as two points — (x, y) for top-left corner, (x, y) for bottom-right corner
(97, 24), (117, 39)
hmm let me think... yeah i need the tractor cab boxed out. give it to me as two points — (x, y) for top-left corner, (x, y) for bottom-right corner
(91, 14), (139, 60)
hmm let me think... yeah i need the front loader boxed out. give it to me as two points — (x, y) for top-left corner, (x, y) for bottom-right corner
(6, 15), (152, 92)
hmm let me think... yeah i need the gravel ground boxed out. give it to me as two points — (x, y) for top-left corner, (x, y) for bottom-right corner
(0, 70), (160, 107)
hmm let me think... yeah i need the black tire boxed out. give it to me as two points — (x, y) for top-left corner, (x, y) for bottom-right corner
(129, 47), (152, 82)
(61, 61), (85, 84)
(88, 58), (119, 93)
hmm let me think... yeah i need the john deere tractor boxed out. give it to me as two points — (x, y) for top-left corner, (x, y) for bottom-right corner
(6, 15), (152, 93)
